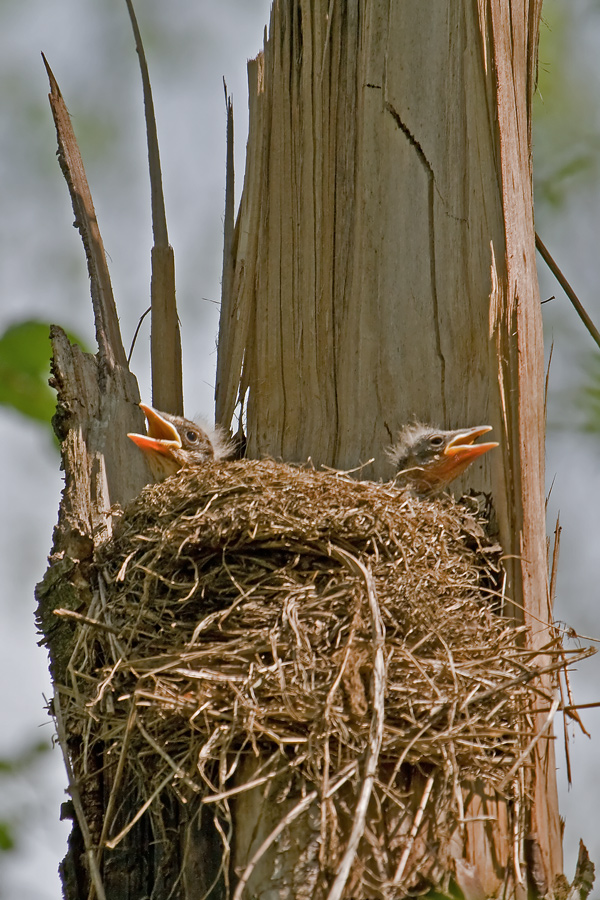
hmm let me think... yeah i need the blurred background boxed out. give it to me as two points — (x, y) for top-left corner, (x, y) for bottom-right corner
(0, 1), (598, 897)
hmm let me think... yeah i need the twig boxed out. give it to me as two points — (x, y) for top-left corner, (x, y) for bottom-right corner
(493, 590), (600, 645)
(561, 701), (600, 712)
(544, 340), (553, 427)
(202, 766), (289, 804)
(127, 306), (151, 365)
(536, 232), (600, 351)
(548, 516), (561, 618)
(53, 608), (120, 635)
(320, 458), (375, 478)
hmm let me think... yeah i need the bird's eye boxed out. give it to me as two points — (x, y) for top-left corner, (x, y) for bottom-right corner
(185, 430), (199, 443)
(429, 435), (444, 448)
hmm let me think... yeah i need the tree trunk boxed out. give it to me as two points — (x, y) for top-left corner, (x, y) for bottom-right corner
(217, 0), (560, 893)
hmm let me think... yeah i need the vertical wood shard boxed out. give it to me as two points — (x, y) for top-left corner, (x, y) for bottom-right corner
(126, 0), (183, 416)
(216, 82), (237, 428)
(43, 55), (127, 372)
(42, 56), (149, 510)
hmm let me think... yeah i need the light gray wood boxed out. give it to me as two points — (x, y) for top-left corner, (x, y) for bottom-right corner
(126, 0), (184, 417)
(50, 326), (149, 518)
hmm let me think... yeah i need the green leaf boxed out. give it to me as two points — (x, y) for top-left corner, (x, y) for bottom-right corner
(0, 821), (15, 852)
(0, 319), (88, 427)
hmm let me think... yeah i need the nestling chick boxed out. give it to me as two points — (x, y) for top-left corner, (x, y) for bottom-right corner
(388, 423), (498, 495)
(128, 403), (232, 482)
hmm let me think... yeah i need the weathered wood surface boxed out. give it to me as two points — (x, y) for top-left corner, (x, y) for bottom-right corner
(41, 57), (151, 516)
(217, 0), (561, 893)
(38, 58), (163, 900)
(125, 0), (184, 416)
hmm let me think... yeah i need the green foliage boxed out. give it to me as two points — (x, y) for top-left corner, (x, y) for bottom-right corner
(0, 319), (88, 429)
(0, 320), (57, 424)
(0, 822), (15, 852)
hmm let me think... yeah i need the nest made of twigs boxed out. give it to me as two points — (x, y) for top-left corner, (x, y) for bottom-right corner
(58, 459), (578, 897)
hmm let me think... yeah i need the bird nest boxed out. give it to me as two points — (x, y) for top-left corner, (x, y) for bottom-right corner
(57, 459), (576, 897)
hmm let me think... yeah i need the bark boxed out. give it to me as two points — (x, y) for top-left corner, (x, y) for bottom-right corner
(216, 0), (560, 893)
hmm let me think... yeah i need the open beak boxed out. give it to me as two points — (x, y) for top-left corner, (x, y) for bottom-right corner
(444, 425), (498, 463)
(127, 403), (182, 458)
(430, 425), (498, 484)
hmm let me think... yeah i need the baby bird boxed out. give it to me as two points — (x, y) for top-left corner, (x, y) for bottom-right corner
(388, 423), (498, 495)
(128, 403), (232, 482)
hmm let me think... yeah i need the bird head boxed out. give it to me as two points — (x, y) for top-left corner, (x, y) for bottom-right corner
(128, 403), (231, 482)
(388, 423), (498, 495)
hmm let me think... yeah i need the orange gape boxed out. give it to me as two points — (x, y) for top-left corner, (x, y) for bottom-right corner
(128, 403), (232, 482)
(387, 424), (498, 495)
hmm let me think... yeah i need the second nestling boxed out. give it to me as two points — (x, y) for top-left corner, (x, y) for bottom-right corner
(387, 423), (498, 496)
(128, 404), (498, 491)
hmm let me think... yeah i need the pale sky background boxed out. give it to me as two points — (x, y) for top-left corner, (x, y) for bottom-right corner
(1, 1), (600, 898)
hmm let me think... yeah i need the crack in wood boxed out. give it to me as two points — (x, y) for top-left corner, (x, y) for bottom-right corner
(384, 101), (433, 175)
(384, 102), (447, 420)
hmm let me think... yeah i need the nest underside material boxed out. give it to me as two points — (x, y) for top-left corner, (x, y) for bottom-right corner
(59, 459), (572, 896)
